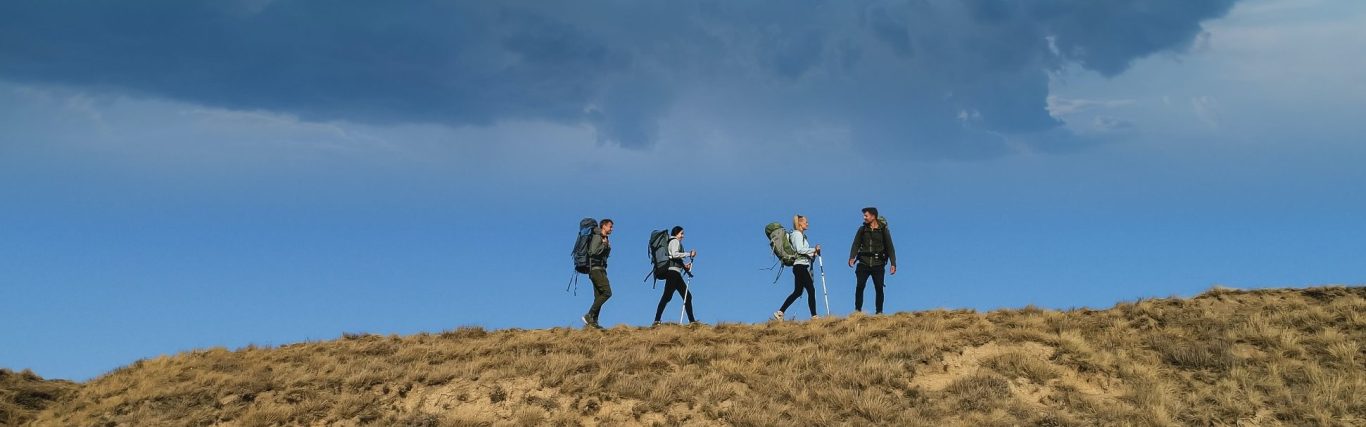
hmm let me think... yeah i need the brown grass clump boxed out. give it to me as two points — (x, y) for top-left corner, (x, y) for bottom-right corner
(0, 369), (78, 426)
(8, 285), (1366, 426)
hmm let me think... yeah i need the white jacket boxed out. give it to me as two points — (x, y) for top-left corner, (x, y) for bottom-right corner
(667, 238), (690, 272)
(789, 230), (816, 266)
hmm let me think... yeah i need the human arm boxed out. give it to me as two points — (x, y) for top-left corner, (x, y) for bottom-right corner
(848, 227), (863, 267)
(587, 230), (606, 257)
(668, 239), (692, 259)
(884, 227), (897, 274)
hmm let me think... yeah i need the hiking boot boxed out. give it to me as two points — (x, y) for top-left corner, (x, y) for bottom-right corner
(652, 321), (662, 327)
(582, 315), (603, 330)
(689, 320), (703, 327)
(811, 314), (821, 320)
(772, 311), (784, 321)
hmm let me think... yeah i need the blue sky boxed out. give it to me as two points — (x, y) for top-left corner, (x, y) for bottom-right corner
(2, 0), (1364, 381)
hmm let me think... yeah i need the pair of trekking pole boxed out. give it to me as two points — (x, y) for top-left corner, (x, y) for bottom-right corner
(817, 254), (831, 316)
(680, 254), (696, 323)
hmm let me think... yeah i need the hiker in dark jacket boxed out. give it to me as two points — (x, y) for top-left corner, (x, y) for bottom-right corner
(653, 226), (698, 325)
(848, 207), (896, 314)
(583, 219), (614, 329)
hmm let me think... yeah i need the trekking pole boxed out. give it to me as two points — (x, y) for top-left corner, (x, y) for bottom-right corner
(817, 255), (830, 316)
(680, 255), (695, 323)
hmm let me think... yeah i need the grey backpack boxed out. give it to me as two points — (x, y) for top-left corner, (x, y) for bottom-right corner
(571, 218), (598, 274)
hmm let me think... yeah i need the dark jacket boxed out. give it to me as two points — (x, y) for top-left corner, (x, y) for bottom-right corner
(849, 224), (896, 267)
(587, 231), (611, 268)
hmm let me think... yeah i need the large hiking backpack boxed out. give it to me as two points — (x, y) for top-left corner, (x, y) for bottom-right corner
(765, 222), (800, 267)
(572, 218), (598, 274)
(647, 229), (672, 280)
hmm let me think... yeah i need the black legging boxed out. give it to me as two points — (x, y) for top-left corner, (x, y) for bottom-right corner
(779, 264), (817, 316)
(654, 270), (696, 322)
(855, 263), (886, 313)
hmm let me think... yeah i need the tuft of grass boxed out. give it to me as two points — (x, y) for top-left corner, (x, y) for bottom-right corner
(1148, 335), (1236, 371)
(981, 351), (1060, 383)
(945, 373), (1012, 411)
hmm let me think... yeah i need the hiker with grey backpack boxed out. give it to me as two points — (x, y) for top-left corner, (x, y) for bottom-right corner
(651, 226), (698, 326)
(773, 215), (822, 321)
(848, 207), (896, 314)
(570, 218), (614, 329)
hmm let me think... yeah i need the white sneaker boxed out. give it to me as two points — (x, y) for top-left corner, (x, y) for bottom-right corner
(772, 311), (784, 321)
(811, 315), (821, 320)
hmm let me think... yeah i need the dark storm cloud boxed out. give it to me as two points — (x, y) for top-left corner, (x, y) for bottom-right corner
(0, 0), (1237, 155)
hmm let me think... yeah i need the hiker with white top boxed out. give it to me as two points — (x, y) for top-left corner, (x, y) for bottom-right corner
(653, 226), (698, 325)
(774, 215), (821, 321)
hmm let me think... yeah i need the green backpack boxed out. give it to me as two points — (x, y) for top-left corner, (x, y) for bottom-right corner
(765, 222), (800, 267)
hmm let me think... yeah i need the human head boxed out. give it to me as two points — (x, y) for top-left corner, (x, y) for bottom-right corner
(861, 207), (878, 225)
(600, 218), (614, 235)
(671, 226), (684, 239)
(793, 214), (807, 231)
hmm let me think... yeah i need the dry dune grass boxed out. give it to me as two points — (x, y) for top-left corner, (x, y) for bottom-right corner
(0, 369), (78, 426)
(13, 286), (1366, 426)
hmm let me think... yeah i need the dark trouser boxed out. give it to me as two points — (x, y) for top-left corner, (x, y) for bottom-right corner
(780, 264), (817, 316)
(855, 263), (886, 314)
(586, 268), (612, 322)
(654, 270), (696, 323)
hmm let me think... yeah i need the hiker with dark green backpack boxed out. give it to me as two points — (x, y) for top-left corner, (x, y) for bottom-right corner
(773, 215), (821, 321)
(653, 226), (698, 326)
(848, 207), (896, 314)
(581, 218), (614, 329)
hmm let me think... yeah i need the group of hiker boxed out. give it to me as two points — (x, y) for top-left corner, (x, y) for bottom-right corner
(570, 207), (897, 330)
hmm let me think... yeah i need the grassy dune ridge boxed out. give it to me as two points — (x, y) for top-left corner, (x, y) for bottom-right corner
(0, 369), (78, 426)
(13, 286), (1366, 426)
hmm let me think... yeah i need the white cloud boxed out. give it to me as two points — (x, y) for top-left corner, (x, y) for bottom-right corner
(957, 108), (983, 126)
(1092, 116), (1135, 131)
(1230, 0), (1333, 17)
(1191, 96), (1221, 129)
(1201, 0), (1366, 90)
(1045, 96), (1137, 117)
(174, 107), (400, 157)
